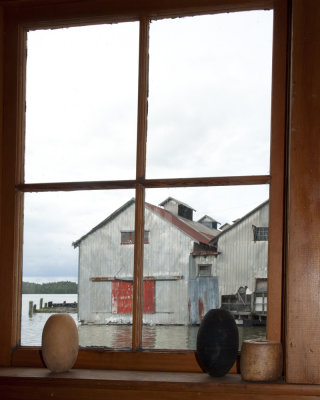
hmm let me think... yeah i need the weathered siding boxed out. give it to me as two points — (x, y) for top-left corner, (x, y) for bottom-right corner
(78, 203), (135, 323)
(214, 202), (269, 303)
(143, 206), (195, 325)
(78, 200), (269, 325)
(78, 202), (196, 325)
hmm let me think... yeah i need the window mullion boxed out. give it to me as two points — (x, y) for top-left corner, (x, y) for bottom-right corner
(132, 17), (149, 351)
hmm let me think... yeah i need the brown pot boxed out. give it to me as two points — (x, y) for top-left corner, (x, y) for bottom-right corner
(240, 340), (283, 381)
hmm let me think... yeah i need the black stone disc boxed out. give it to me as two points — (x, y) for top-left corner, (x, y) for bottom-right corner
(196, 309), (239, 377)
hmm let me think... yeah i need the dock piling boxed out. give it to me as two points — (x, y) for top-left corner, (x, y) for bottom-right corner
(28, 301), (33, 317)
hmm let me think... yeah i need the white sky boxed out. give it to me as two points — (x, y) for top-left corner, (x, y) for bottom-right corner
(23, 10), (273, 282)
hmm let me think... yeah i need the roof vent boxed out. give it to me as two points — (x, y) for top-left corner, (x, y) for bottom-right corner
(159, 197), (195, 221)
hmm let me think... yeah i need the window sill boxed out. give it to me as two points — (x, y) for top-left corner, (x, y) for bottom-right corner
(0, 368), (320, 400)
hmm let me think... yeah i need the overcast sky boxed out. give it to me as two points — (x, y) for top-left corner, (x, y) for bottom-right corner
(23, 10), (273, 282)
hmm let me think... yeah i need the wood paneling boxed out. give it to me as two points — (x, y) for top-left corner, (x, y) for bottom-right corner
(286, 0), (320, 384)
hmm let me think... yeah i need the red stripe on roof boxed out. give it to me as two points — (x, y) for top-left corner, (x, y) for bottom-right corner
(145, 202), (214, 245)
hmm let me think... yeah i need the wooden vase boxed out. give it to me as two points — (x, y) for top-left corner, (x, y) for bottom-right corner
(240, 340), (283, 382)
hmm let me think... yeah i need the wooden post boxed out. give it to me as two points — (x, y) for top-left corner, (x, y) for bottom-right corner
(28, 301), (33, 317)
(40, 298), (43, 309)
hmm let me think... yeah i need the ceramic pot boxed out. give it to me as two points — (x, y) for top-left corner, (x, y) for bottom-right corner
(240, 339), (283, 381)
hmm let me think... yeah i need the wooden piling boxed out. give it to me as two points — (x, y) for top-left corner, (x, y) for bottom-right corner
(40, 298), (43, 309)
(28, 301), (33, 317)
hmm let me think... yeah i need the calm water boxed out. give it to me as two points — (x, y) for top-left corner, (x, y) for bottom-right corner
(21, 294), (265, 349)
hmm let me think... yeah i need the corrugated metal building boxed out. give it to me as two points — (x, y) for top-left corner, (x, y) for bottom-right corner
(73, 198), (269, 325)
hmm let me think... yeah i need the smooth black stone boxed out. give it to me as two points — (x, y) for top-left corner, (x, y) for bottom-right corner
(196, 309), (239, 377)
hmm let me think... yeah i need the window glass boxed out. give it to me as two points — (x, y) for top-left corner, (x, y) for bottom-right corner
(120, 230), (150, 244)
(25, 22), (139, 183)
(22, 10), (274, 352)
(21, 190), (135, 348)
(147, 11), (273, 178)
(142, 186), (269, 350)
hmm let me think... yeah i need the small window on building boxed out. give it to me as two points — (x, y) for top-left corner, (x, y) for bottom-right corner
(252, 225), (269, 241)
(121, 230), (149, 244)
(198, 264), (212, 277)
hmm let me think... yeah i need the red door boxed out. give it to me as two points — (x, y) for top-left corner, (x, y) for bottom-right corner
(112, 280), (154, 314)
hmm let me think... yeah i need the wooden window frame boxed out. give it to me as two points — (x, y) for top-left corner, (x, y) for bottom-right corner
(0, 0), (288, 375)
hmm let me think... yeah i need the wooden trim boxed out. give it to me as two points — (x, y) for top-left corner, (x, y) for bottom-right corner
(11, 347), (239, 373)
(2, 368), (320, 400)
(132, 184), (145, 350)
(286, 0), (320, 384)
(265, 0), (288, 344)
(16, 176), (270, 192)
(2, 0), (274, 30)
(132, 18), (149, 350)
(0, 0), (286, 376)
(0, 16), (26, 366)
(136, 17), (149, 180)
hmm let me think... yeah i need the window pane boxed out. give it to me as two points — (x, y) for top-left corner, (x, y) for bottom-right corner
(21, 190), (135, 348)
(142, 186), (269, 350)
(25, 23), (139, 183)
(147, 11), (273, 178)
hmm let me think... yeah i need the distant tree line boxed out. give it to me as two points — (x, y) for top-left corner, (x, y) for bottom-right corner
(22, 281), (78, 294)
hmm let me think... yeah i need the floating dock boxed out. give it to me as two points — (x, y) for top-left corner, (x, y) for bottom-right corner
(221, 291), (267, 326)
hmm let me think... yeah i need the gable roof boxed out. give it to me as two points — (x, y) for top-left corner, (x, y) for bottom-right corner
(210, 199), (269, 244)
(73, 198), (218, 247)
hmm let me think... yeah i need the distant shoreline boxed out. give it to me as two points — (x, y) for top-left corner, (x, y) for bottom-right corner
(22, 281), (78, 294)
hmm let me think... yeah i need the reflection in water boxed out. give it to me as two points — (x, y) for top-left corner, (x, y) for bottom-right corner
(78, 324), (265, 350)
(22, 294), (265, 349)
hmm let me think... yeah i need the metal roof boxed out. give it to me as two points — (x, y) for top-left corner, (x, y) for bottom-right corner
(73, 198), (218, 247)
(145, 202), (217, 245)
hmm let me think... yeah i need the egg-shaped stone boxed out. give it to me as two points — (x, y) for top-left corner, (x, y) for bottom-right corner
(42, 313), (79, 373)
(196, 309), (239, 377)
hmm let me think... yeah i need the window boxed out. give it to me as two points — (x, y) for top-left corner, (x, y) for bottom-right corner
(121, 231), (149, 244)
(198, 264), (212, 277)
(1, 0), (287, 374)
(252, 225), (269, 241)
